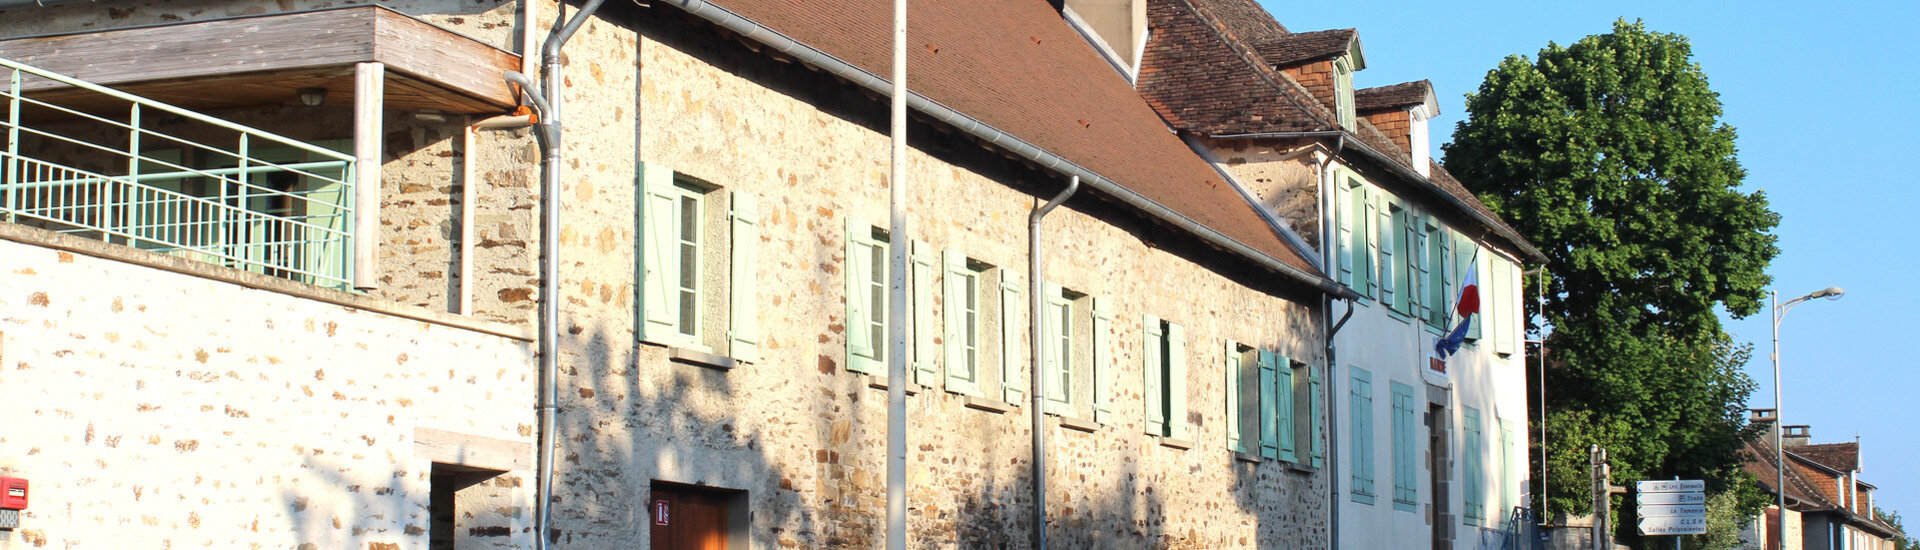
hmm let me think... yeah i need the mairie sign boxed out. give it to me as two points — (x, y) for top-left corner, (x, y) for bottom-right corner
(1637, 479), (1706, 493)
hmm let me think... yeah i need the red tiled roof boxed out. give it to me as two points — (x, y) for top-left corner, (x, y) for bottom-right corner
(1252, 28), (1357, 67)
(1137, 0), (1335, 135)
(694, 0), (1322, 276)
(1356, 79), (1432, 113)
(1798, 442), (1860, 472)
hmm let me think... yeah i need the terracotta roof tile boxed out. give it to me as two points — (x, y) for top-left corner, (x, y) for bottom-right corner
(697, 0), (1320, 276)
(1138, 0), (1336, 135)
(1356, 80), (1432, 113)
(1252, 28), (1357, 67)
(1798, 443), (1860, 472)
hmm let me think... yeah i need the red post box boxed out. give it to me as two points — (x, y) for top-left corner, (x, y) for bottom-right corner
(0, 478), (26, 510)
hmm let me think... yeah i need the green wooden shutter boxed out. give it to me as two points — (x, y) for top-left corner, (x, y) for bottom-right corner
(912, 241), (938, 385)
(844, 218), (875, 374)
(1276, 354), (1296, 462)
(1362, 187), (1379, 299)
(1439, 228), (1455, 328)
(1167, 321), (1189, 440)
(1391, 381), (1417, 510)
(1414, 217), (1432, 323)
(1378, 199), (1396, 309)
(1501, 418), (1517, 512)
(1336, 177), (1355, 287)
(1000, 277), (1023, 403)
(1257, 350), (1279, 458)
(1092, 297), (1114, 424)
(1309, 362), (1325, 468)
(1142, 315), (1165, 436)
(1458, 234), (1480, 341)
(1494, 258), (1516, 356)
(638, 162), (680, 343)
(1225, 340), (1244, 453)
(728, 192), (760, 362)
(1464, 406), (1484, 523)
(1350, 367), (1375, 504)
(942, 249), (980, 396)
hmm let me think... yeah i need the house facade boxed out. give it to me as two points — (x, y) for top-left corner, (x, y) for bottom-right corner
(0, 0), (1443, 549)
(1132, 0), (1544, 548)
(1740, 414), (1899, 550)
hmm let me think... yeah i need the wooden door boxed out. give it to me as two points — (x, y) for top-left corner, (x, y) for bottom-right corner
(649, 486), (729, 550)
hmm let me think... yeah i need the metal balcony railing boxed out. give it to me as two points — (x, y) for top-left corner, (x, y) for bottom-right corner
(2, 57), (356, 289)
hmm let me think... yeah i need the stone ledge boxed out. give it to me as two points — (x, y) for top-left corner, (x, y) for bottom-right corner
(668, 346), (737, 370)
(861, 375), (922, 396)
(964, 395), (1016, 413)
(1157, 437), (1194, 450)
(0, 221), (532, 342)
(1055, 415), (1099, 433)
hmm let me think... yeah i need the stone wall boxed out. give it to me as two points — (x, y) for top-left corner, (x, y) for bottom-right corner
(0, 232), (537, 549)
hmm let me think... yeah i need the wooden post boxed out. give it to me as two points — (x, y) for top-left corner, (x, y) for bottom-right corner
(352, 61), (384, 290)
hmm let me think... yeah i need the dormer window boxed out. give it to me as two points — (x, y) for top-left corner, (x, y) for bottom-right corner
(1334, 57), (1356, 130)
(1409, 108), (1431, 176)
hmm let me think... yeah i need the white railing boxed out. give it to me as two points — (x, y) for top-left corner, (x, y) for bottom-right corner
(2, 57), (356, 288)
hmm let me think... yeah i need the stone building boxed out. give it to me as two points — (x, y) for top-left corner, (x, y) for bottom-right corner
(0, 0), (1443, 549)
(1738, 415), (1900, 550)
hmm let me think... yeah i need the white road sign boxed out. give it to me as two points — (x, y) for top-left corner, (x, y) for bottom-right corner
(1638, 491), (1706, 505)
(1640, 515), (1708, 535)
(1637, 479), (1706, 493)
(1638, 504), (1708, 517)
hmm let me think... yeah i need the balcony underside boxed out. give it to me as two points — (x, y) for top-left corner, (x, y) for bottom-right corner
(0, 6), (521, 116)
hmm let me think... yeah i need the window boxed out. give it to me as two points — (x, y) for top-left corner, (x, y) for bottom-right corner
(942, 251), (988, 396)
(1349, 367), (1375, 504)
(1333, 57), (1356, 130)
(1300, 360), (1325, 468)
(1385, 201), (1411, 316)
(1390, 381), (1418, 511)
(843, 219), (891, 374)
(639, 163), (758, 360)
(1463, 406), (1485, 524)
(1455, 233), (1481, 342)
(1500, 417), (1517, 515)
(1427, 221), (1453, 329)
(1040, 284), (1094, 416)
(1492, 256), (1519, 356)
(1263, 352), (1295, 461)
(1143, 315), (1188, 439)
(1224, 341), (1256, 453)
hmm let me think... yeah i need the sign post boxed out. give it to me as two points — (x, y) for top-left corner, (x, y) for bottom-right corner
(1637, 478), (1707, 542)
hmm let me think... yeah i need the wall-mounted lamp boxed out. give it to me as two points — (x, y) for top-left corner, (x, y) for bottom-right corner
(297, 87), (327, 107)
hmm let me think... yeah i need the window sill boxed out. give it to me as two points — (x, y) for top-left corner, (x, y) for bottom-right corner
(1054, 415), (1099, 433)
(1233, 451), (1263, 464)
(1350, 492), (1377, 506)
(861, 375), (923, 396)
(1156, 437), (1193, 450)
(667, 346), (737, 370)
(964, 395), (1016, 413)
(1392, 500), (1418, 513)
(1285, 461), (1318, 475)
(1384, 309), (1414, 325)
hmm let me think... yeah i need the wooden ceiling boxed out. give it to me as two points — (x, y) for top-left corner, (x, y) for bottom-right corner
(0, 6), (522, 116)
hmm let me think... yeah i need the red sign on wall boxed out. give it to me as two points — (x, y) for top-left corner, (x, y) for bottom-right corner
(653, 500), (670, 526)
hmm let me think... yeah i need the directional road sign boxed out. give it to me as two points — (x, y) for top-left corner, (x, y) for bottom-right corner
(1637, 479), (1706, 493)
(1638, 504), (1708, 517)
(1638, 491), (1706, 505)
(1639, 515), (1708, 535)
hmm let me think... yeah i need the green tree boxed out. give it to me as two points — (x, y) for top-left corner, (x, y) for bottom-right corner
(1442, 18), (1780, 537)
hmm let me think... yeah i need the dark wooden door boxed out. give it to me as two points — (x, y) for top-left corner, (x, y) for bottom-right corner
(649, 486), (729, 550)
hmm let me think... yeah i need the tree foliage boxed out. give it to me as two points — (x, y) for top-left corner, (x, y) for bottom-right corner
(1443, 19), (1780, 530)
(1880, 508), (1920, 550)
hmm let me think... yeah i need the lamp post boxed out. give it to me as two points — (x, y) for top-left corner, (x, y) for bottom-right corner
(1771, 286), (1843, 550)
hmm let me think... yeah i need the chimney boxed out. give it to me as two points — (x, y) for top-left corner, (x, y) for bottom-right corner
(1783, 425), (1811, 448)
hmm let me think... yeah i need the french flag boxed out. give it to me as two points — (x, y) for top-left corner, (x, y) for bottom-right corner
(1433, 255), (1479, 359)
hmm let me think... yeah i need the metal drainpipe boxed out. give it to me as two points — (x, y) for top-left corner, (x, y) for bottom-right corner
(1029, 175), (1079, 550)
(1314, 137), (1347, 550)
(509, 1), (608, 548)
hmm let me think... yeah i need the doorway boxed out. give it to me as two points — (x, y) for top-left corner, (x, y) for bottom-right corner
(649, 482), (740, 550)
(1428, 404), (1453, 550)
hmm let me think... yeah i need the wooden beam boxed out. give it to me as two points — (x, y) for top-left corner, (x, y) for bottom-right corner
(353, 61), (383, 291)
(414, 427), (533, 472)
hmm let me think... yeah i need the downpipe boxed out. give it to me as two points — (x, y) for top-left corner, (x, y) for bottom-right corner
(1029, 175), (1079, 550)
(510, 1), (607, 548)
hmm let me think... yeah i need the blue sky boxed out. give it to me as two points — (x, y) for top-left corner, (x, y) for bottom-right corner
(1261, 0), (1920, 522)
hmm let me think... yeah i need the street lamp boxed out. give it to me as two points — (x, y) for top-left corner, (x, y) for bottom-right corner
(1771, 286), (1843, 550)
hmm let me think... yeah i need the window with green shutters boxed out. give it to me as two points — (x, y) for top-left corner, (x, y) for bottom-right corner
(1040, 284), (1094, 416)
(1385, 201), (1411, 316)
(1338, 175), (1368, 294)
(1360, 181), (1379, 300)
(637, 162), (759, 361)
(1091, 298), (1116, 424)
(1258, 350), (1281, 458)
(1423, 218), (1446, 329)
(1349, 367), (1375, 504)
(1304, 360), (1324, 468)
(843, 219), (890, 375)
(1334, 57), (1356, 130)
(1267, 352), (1297, 462)
(1143, 316), (1187, 439)
(1001, 276), (1023, 403)
(911, 242), (938, 385)
(1390, 381), (1418, 511)
(1463, 406), (1485, 524)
